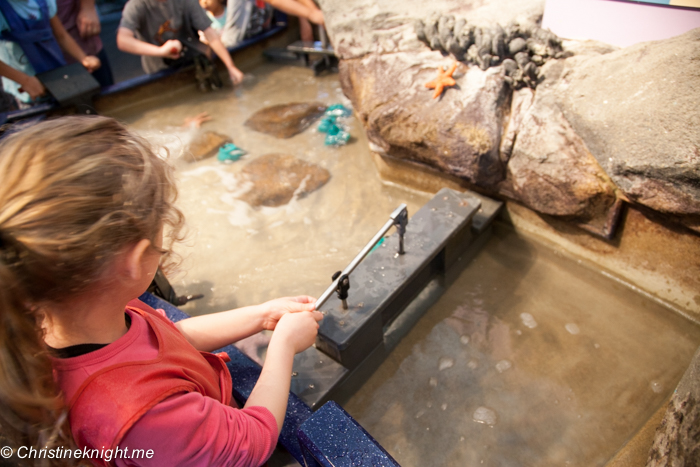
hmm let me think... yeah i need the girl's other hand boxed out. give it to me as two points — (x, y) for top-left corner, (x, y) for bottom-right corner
(18, 76), (46, 100)
(82, 55), (101, 72)
(77, 5), (101, 38)
(261, 296), (316, 330)
(273, 311), (323, 354)
(160, 40), (182, 59)
(228, 66), (244, 85)
(309, 9), (324, 26)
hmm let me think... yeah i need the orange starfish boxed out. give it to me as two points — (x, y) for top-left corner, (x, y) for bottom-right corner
(424, 61), (458, 99)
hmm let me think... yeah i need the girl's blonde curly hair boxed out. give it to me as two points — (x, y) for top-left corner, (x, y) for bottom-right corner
(0, 116), (184, 465)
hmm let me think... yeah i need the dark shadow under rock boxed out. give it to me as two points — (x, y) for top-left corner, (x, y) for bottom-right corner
(236, 154), (331, 207)
(244, 102), (327, 138)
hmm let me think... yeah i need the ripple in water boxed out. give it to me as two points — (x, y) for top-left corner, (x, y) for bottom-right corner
(438, 357), (454, 371)
(565, 323), (580, 335)
(520, 313), (538, 328)
(473, 406), (497, 426)
(495, 360), (512, 373)
(650, 381), (663, 393)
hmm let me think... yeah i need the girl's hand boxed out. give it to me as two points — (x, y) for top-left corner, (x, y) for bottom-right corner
(81, 55), (101, 72)
(160, 40), (182, 59)
(273, 310), (323, 354)
(261, 296), (316, 330)
(18, 76), (46, 100)
(228, 65), (244, 85)
(77, 6), (101, 38)
(198, 30), (210, 45)
(309, 9), (324, 26)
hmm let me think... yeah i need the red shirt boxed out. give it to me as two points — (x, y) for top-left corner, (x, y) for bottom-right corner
(52, 303), (278, 467)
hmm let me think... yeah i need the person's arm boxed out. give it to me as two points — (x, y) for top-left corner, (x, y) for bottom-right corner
(174, 296), (317, 352)
(245, 310), (322, 431)
(49, 16), (101, 71)
(202, 27), (243, 85)
(0, 60), (45, 99)
(116, 27), (181, 60)
(76, 0), (101, 38)
(265, 0), (324, 25)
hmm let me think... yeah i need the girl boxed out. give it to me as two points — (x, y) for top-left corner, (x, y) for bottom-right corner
(0, 116), (323, 466)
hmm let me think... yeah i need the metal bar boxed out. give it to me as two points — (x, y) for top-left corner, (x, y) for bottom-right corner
(315, 204), (407, 311)
(318, 25), (328, 48)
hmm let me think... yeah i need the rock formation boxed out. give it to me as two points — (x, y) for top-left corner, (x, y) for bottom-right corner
(646, 346), (700, 466)
(319, 0), (700, 236)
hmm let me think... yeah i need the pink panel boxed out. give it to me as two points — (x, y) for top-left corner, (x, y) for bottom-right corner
(542, 0), (700, 47)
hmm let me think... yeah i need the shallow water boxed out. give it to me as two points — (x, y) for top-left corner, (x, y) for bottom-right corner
(344, 226), (700, 466)
(111, 64), (431, 314)
(108, 63), (700, 466)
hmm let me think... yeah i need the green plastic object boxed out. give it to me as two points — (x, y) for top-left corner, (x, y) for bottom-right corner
(217, 143), (246, 163)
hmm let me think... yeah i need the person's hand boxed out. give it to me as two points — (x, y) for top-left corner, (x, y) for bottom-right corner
(77, 6), (101, 38)
(81, 55), (101, 72)
(228, 65), (244, 85)
(272, 310), (323, 354)
(309, 9), (324, 26)
(198, 30), (210, 45)
(260, 296), (316, 330)
(18, 76), (46, 100)
(160, 40), (182, 59)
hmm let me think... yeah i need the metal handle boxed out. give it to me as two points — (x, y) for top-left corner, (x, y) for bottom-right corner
(315, 204), (408, 311)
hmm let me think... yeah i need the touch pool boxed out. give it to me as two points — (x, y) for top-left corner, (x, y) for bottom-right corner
(108, 63), (700, 466)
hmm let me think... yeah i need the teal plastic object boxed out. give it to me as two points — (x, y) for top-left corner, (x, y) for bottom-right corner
(324, 123), (350, 146)
(325, 103), (351, 117)
(318, 104), (352, 145)
(317, 115), (337, 133)
(217, 143), (246, 163)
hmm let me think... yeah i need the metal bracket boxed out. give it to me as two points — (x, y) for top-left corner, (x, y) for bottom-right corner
(315, 204), (408, 311)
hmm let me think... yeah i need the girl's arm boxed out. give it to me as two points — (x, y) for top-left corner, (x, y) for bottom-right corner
(174, 296), (316, 352)
(265, 0), (324, 25)
(48, 16), (101, 71)
(245, 310), (322, 431)
(0, 61), (45, 99)
(116, 27), (182, 60)
(202, 27), (243, 85)
(76, 0), (101, 38)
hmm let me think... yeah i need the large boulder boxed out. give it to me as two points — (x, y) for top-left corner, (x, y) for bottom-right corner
(551, 29), (700, 233)
(341, 53), (511, 187)
(321, 0), (700, 235)
(501, 86), (618, 235)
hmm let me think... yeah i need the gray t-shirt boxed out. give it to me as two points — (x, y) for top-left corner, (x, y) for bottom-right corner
(119, 0), (211, 73)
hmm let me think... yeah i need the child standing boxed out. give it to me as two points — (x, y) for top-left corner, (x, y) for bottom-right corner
(0, 116), (323, 465)
(116, 0), (245, 85)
